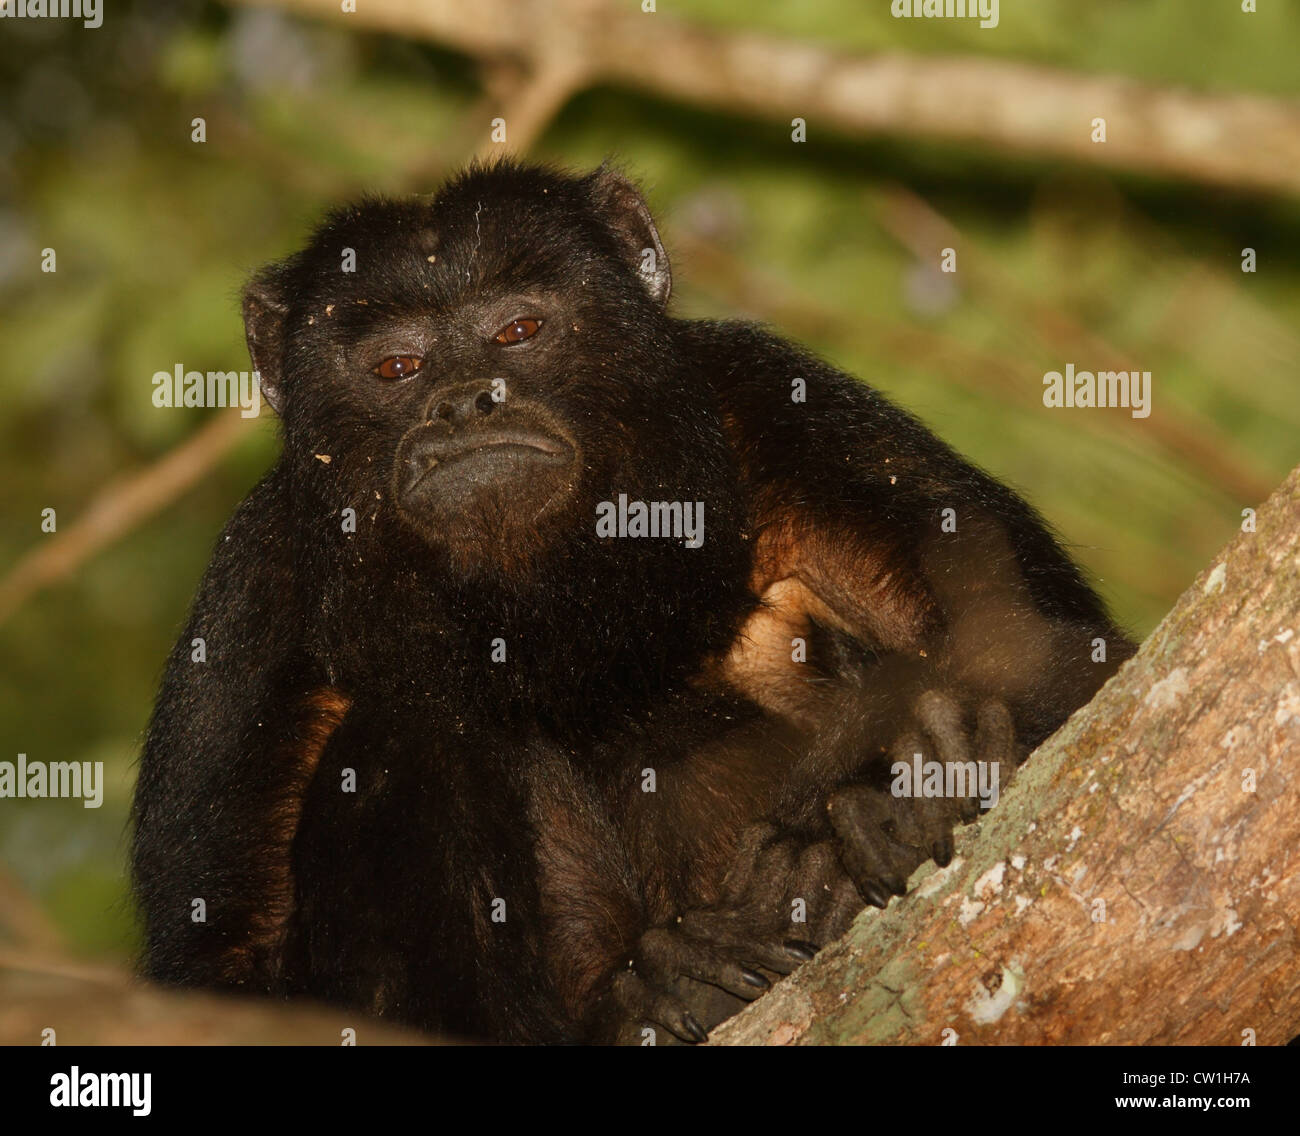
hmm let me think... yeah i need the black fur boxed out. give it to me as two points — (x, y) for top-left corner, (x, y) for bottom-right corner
(131, 160), (1133, 1043)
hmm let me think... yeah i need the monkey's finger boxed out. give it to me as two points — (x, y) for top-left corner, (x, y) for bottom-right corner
(740, 939), (809, 976)
(920, 795), (957, 866)
(744, 834), (801, 907)
(960, 698), (1017, 822)
(896, 790), (958, 866)
(675, 913), (805, 977)
(783, 841), (849, 941)
(637, 926), (778, 1002)
(810, 875), (865, 944)
(718, 822), (781, 904)
(884, 733), (957, 864)
(906, 700), (982, 827)
(975, 698), (1017, 769)
(914, 689), (971, 767)
(884, 789), (930, 849)
(826, 786), (911, 905)
(790, 839), (840, 895)
(609, 969), (710, 1044)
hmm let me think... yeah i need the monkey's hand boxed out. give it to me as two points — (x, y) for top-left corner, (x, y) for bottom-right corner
(688, 822), (865, 955)
(594, 823), (861, 1045)
(828, 692), (1020, 907)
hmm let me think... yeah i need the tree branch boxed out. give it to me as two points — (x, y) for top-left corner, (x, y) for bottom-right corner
(0, 412), (255, 626)
(231, 0), (1300, 198)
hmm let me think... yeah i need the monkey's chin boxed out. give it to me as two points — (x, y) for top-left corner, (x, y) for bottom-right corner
(392, 449), (578, 574)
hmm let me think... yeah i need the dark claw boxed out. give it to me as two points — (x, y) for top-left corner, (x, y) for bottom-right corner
(740, 968), (769, 989)
(784, 939), (819, 960)
(859, 878), (891, 908)
(683, 1013), (709, 1043)
(932, 835), (954, 867)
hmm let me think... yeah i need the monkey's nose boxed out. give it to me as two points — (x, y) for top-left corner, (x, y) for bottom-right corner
(428, 383), (498, 427)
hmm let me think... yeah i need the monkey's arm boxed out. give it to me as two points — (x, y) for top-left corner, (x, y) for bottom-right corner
(131, 464), (330, 990)
(688, 321), (1134, 901)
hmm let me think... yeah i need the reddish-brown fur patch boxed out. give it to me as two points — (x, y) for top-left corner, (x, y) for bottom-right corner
(223, 687), (351, 983)
(712, 500), (939, 728)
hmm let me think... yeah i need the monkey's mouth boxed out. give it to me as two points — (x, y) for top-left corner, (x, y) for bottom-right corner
(394, 425), (577, 528)
(403, 428), (572, 488)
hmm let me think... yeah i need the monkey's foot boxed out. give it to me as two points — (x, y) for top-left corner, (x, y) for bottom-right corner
(696, 822), (863, 948)
(597, 918), (815, 1045)
(595, 823), (861, 1044)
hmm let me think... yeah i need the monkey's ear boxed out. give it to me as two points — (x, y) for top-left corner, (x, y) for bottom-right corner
(242, 272), (289, 415)
(588, 166), (672, 306)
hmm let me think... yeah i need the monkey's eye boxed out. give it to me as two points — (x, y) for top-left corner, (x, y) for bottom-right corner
(374, 356), (423, 380)
(494, 318), (542, 345)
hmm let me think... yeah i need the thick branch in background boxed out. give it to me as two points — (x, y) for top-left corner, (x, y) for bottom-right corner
(231, 0), (1300, 198)
(0, 871), (429, 1044)
(714, 464), (1300, 1046)
(0, 956), (429, 1045)
(0, 412), (259, 624)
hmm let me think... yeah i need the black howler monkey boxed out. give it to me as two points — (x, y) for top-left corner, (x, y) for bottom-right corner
(131, 160), (1133, 1044)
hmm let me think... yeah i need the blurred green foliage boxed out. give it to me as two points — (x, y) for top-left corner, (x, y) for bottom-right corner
(1, 0), (1297, 963)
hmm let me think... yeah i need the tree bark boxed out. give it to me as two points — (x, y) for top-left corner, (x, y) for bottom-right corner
(713, 464), (1300, 1046)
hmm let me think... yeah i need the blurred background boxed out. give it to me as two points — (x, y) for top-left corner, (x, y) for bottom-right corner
(1, 0), (1298, 977)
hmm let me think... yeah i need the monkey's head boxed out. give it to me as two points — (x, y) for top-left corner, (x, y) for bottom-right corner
(242, 161), (750, 703)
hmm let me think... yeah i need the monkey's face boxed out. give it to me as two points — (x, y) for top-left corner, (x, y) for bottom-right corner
(389, 367), (577, 557)
(252, 163), (733, 584)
